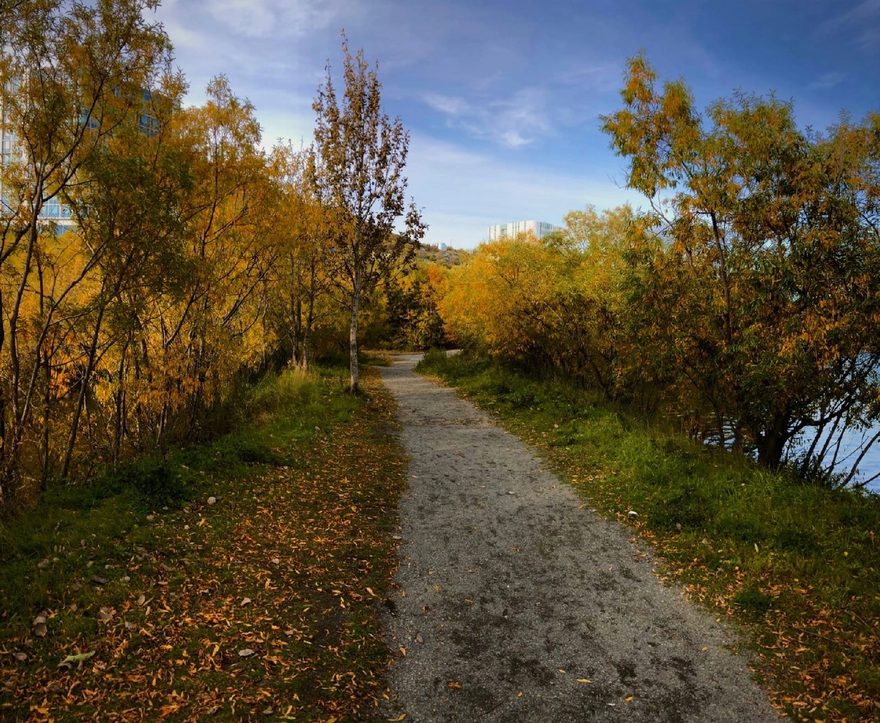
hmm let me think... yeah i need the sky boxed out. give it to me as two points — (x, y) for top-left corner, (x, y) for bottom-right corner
(150, 0), (879, 248)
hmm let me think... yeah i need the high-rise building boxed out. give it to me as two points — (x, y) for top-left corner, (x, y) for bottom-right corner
(487, 219), (558, 241)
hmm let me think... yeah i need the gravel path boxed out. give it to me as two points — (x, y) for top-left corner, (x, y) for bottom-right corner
(378, 354), (780, 722)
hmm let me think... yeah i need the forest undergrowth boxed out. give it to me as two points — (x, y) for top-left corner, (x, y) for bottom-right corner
(0, 365), (406, 720)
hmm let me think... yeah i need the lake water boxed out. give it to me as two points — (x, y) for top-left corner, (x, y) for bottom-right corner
(797, 424), (880, 493)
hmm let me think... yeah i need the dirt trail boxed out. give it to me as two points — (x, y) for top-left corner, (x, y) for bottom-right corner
(378, 354), (779, 722)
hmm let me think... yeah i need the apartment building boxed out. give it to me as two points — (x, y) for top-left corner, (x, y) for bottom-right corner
(1, 81), (160, 232)
(487, 219), (558, 241)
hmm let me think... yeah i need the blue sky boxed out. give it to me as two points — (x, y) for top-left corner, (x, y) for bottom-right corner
(152, 0), (879, 248)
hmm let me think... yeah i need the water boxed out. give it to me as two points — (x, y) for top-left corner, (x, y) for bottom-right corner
(796, 423), (880, 492)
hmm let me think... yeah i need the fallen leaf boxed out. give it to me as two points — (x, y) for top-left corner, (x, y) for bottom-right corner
(58, 651), (95, 671)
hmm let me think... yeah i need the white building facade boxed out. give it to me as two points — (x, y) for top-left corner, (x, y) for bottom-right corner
(487, 219), (558, 241)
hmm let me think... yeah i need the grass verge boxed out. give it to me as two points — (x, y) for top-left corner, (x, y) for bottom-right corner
(418, 350), (880, 722)
(0, 365), (406, 721)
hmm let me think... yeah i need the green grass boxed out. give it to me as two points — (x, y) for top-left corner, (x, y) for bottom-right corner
(0, 364), (405, 720)
(418, 349), (880, 722)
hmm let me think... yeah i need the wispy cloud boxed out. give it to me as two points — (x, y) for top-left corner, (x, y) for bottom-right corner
(422, 93), (470, 117)
(819, 0), (880, 51)
(206, 0), (352, 39)
(809, 72), (846, 91)
(423, 87), (553, 149)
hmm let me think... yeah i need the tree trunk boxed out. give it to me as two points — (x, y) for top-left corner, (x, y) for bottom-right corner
(349, 288), (360, 393)
(301, 266), (317, 372)
(61, 300), (107, 479)
(40, 349), (51, 490)
(756, 415), (790, 469)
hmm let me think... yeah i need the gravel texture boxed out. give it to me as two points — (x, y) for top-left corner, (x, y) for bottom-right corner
(378, 354), (781, 722)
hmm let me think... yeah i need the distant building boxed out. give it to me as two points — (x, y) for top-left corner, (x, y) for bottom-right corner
(1, 81), (161, 232)
(487, 219), (558, 241)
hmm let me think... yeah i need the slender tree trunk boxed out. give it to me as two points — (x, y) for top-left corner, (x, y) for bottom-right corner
(349, 287), (360, 393)
(113, 337), (130, 464)
(0, 286), (5, 503)
(301, 289), (315, 372)
(61, 300), (107, 479)
(292, 293), (303, 367)
(40, 349), (51, 490)
(301, 330), (312, 372)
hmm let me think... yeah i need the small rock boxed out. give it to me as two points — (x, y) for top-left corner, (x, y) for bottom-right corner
(238, 648), (255, 658)
(121, 576), (130, 583)
(675, 522), (682, 531)
(90, 575), (109, 586)
(507, 490), (515, 495)
(13, 652), (28, 662)
(33, 622), (48, 638)
(37, 558), (50, 569)
(627, 510), (638, 520)
(207, 496), (217, 505)
(146, 514), (155, 522)
(271, 557), (280, 565)
(415, 632), (424, 644)
(137, 594), (146, 606)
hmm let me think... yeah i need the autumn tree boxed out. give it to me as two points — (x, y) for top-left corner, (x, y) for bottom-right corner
(266, 144), (336, 371)
(602, 56), (880, 475)
(312, 40), (424, 392)
(0, 0), (171, 501)
(384, 261), (446, 350)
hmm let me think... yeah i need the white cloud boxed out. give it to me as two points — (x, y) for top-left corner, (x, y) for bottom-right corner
(422, 93), (470, 116)
(423, 86), (553, 149)
(819, 0), (880, 51)
(254, 105), (316, 150)
(809, 72), (845, 91)
(206, 0), (350, 39)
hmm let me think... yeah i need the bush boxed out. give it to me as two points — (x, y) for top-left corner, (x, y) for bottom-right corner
(119, 459), (189, 508)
